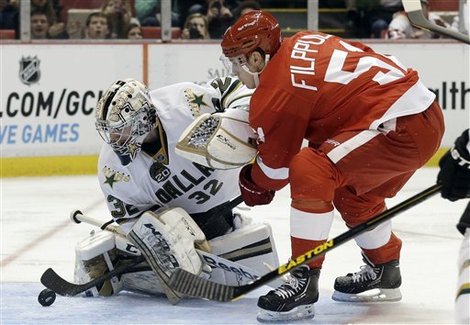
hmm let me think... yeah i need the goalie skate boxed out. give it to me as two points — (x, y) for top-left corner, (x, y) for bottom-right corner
(332, 255), (402, 302)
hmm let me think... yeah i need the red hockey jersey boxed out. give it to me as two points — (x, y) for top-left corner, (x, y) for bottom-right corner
(250, 31), (436, 190)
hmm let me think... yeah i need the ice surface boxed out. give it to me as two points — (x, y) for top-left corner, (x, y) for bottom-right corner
(1, 168), (467, 324)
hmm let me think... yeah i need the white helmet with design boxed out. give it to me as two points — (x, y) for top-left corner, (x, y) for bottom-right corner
(95, 79), (157, 165)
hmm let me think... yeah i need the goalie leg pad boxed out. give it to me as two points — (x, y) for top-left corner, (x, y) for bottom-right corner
(75, 229), (171, 297)
(207, 221), (281, 287)
(74, 230), (125, 297)
(128, 208), (206, 303)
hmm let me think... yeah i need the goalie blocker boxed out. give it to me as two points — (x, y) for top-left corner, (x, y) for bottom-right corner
(74, 207), (279, 299)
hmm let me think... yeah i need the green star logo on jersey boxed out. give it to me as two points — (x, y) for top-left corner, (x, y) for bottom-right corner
(104, 173), (118, 188)
(185, 89), (211, 117)
(190, 93), (209, 109)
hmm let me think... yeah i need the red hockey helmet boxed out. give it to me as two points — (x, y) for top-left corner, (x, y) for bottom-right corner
(221, 10), (281, 59)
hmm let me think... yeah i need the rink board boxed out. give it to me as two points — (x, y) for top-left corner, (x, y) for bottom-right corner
(1, 41), (468, 176)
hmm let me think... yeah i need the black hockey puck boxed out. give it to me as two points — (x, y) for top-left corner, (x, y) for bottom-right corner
(38, 288), (56, 307)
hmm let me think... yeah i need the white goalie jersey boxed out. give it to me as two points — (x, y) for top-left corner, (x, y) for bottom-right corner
(97, 77), (254, 231)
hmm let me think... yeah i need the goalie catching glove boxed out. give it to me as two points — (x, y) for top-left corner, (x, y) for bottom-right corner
(175, 106), (257, 169)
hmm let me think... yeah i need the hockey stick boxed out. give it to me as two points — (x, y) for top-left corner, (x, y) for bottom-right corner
(40, 256), (147, 296)
(168, 183), (442, 302)
(40, 196), (244, 296)
(70, 209), (124, 235)
(403, 0), (470, 45)
(40, 210), (148, 296)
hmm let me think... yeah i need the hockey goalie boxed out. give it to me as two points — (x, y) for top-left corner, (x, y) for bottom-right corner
(73, 76), (278, 303)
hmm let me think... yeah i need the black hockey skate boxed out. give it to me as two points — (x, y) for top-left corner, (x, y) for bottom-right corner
(332, 255), (402, 302)
(257, 265), (320, 323)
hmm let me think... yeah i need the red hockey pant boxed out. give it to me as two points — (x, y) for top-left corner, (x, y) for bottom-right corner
(289, 101), (444, 267)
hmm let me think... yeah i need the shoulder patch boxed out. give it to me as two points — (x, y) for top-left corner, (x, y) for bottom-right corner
(102, 166), (131, 188)
(184, 88), (211, 117)
(149, 162), (171, 183)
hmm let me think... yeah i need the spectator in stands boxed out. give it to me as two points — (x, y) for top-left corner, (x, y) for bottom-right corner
(180, 0), (205, 24)
(135, 0), (158, 26)
(386, 0), (448, 39)
(0, 0), (19, 39)
(206, 0), (233, 38)
(64, 18), (82, 39)
(100, 0), (134, 39)
(134, 0), (180, 27)
(232, 0), (261, 20)
(30, 9), (50, 39)
(126, 23), (142, 39)
(84, 12), (109, 39)
(32, 0), (58, 21)
(181, 12), (210, 39)
(345, 0), (401, 38)
(370, 0), (403, 38)
(32, 0), (67, 38)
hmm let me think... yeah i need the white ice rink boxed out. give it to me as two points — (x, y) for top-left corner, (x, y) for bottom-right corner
(1, 167), (468, 324)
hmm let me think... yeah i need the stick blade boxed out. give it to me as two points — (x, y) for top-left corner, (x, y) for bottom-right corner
(40, 268), (88, 297)
(169, 268), (237, 302)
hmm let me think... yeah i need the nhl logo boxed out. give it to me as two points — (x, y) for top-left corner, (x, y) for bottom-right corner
(19, 56), (41, 85)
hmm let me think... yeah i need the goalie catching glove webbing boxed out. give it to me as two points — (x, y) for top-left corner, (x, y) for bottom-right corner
(175, 106), (257, 169)
(127, 207), (207, 304)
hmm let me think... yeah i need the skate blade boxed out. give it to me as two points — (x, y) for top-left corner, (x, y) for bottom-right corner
(256, 304), (315, 323)
(332, 288), (402, 302)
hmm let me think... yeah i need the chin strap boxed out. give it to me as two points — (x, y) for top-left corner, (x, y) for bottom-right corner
(241, 54), (271, 88)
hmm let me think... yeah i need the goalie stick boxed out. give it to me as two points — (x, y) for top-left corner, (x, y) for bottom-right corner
(40, 196), (245, 297)
(40, 257), (147, 296)
(403, 0), (470, 45)
(40, 211), (146, 296)
(168, 183), (442, 302)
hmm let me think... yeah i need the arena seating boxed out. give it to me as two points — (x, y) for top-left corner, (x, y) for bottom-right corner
(59, 0), (103, 24)
(141, 27), (181, 39)
(59, 0), (135, 23)
(0, 29), (16, 40)
(266, 7), (348, 38)
(428, 0), (459, 11)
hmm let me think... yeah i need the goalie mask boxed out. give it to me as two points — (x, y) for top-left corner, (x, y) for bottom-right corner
(95, 79), (157, 166)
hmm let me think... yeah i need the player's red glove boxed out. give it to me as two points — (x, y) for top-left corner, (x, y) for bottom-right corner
(239, 164), (275, 207)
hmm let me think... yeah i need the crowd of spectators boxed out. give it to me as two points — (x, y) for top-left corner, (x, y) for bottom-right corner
(0, 0), (263, 40)
(0, 0), (465, 40)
